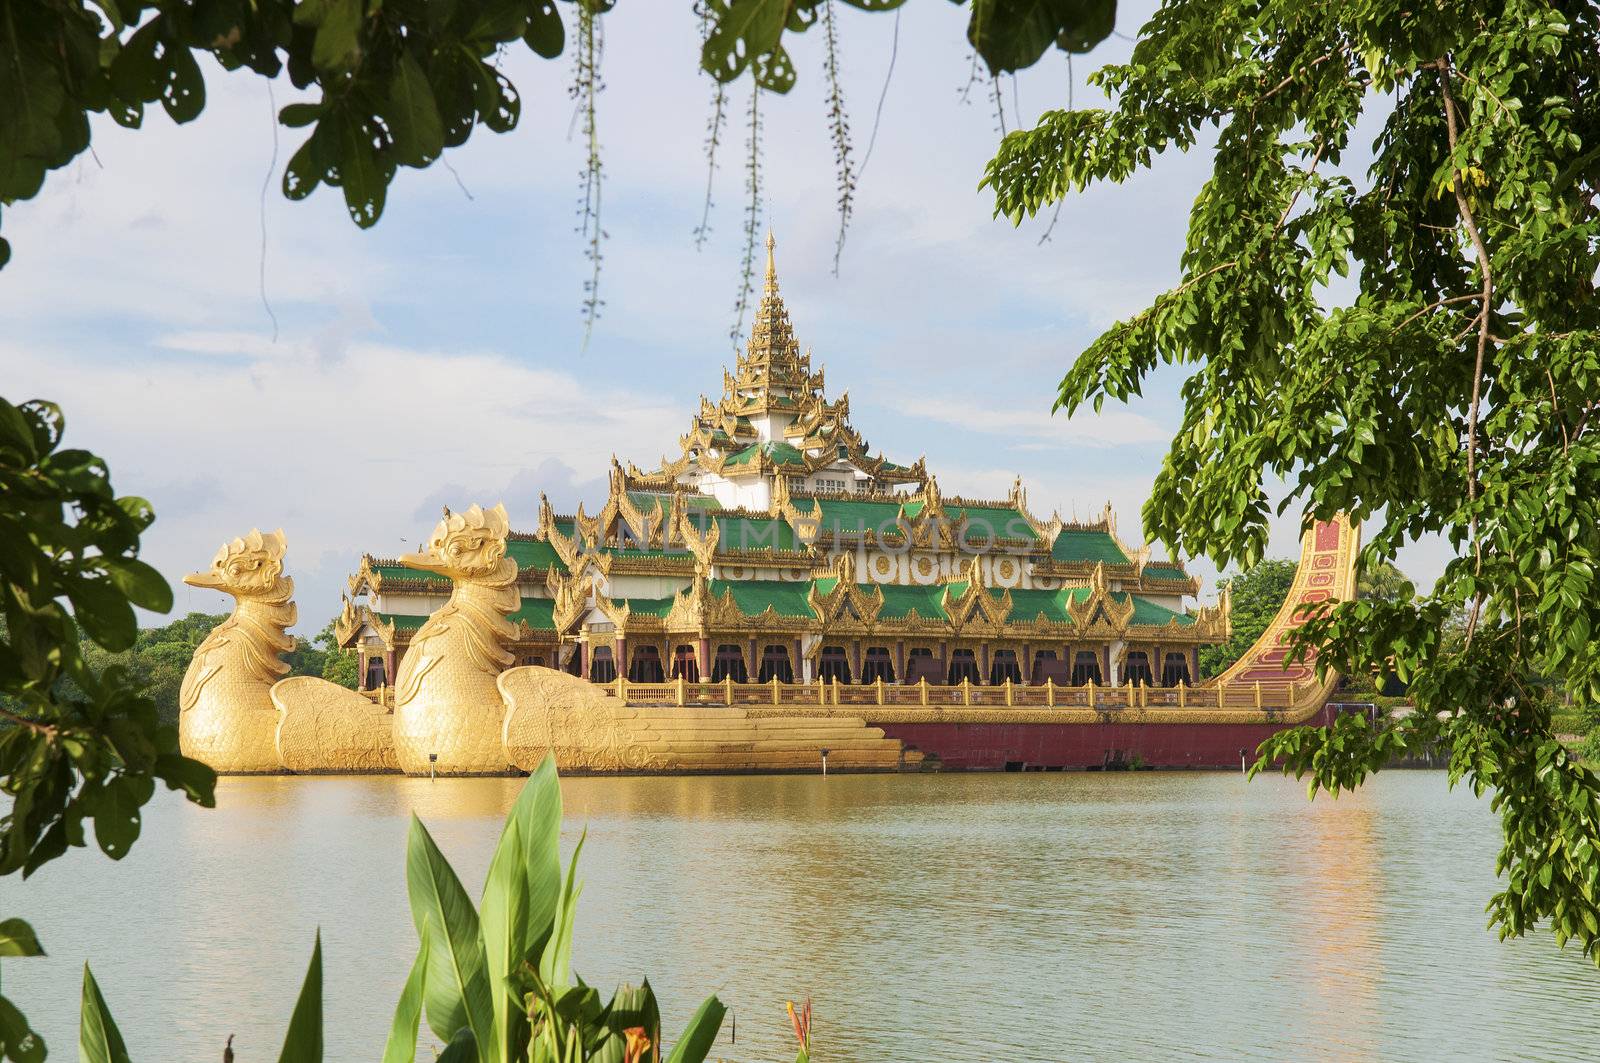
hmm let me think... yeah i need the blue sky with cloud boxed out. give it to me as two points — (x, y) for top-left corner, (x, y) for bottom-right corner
(2, 1), (1447, 631)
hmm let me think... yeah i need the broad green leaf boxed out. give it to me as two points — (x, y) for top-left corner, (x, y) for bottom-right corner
(663, 995), (727, 1063)
(523, 1), (565, 58)
(0, 920), (42, 958)
(99, 558), (172, 613)
(480, 814), (528, 1059)
(702, 0), (787, 83)
(435, 1028), (476, 1063)
(1, 992), (46, 1063)
(381, 924), (430, 1063)
(386, 53), (445, 168)
(405, 815), (493, 1049)
(277, 931), (323, 1063)
(510, 755), (564, 951)
(538, 831), (585, 991)
(79, 965), (132, 1063)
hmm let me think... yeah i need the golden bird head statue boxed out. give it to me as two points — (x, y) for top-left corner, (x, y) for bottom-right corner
(184, 528), (291, 600)
(402, 503), (511, 580)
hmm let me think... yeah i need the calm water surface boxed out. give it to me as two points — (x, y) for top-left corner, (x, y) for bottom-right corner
(10, 771), (1600, 1061)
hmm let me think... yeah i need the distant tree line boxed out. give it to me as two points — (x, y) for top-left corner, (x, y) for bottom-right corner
(76, 615), (357, 726)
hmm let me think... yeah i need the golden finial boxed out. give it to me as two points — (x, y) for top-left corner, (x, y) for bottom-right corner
(764, 230), (778, 293)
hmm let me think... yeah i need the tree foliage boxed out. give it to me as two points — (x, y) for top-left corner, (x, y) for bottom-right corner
(1199, 558), (1295, 678)
(0, 0), (1117, 273)
(0, 395), (217, 1060)
(985, 0), (1600, 958)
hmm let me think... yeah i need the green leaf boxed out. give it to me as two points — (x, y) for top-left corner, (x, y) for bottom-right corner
(79, 965), (132, 1063)
(538, 831), (585, 991)
(0, 920), (43, 958)
(160, 44), (206, 123)
(702, 0), (788, 83)
(508, 754), (564, 950)
(663, 995), (727, 1063)
(480, 814), (528, 1059)
(334, 111), (388, 227)
(101, 557), (173, 613)
(435, 1028), (476, 1063)
(279, 103), (325, 128)
(0, 991), (46, 1063)
(69, 576), (137, 652)
(381, 923), (431, 1063)
(523, 0), (565, 58)
(386, 53), (445, 168)
(405, 815), (493, 1049)
(308, 0), (365, 72)
(277, 931), (324, 1063)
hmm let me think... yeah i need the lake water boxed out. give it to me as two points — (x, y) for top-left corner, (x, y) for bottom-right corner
(9, 771), (1599, 1061)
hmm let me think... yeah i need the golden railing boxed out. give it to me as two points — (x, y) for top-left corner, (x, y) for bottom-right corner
(606, 675), (1312, 713)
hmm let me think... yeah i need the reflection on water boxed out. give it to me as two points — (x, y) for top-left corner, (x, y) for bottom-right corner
(10, 772), (1599, 1061)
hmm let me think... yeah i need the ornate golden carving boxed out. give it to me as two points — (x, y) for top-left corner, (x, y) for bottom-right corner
(272, 676), (399, 773)
(391, 503), (520, 775)
(179, 529), (296, 773)
(499, 666), (906, 773)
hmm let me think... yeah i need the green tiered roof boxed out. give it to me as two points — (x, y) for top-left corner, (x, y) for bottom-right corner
(709, 579), (815, 617)
(725, 440), (807, 467)
(1142, 561), (1188, 580)
(377, 563), (450, 584)
(1050, 528), (1131, 564)
(510, 598), (557, 630)
(376, 611), (429, 631)
(507, 537), (567, 572)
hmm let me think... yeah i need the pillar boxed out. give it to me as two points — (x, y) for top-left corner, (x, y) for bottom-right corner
(385, 648), (397, 687)
(614, 635), (627, 682)
(696, 636), (711, 681)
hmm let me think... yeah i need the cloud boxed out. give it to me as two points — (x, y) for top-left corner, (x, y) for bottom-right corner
(901, 396), (1169, 449)
(4, 335), (683, 628)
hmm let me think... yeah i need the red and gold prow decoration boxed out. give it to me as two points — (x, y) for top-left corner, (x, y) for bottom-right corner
(1204, 514), (1360, 713)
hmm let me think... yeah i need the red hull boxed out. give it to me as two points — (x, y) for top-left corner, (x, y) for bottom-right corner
(883, 706), (1347, 771)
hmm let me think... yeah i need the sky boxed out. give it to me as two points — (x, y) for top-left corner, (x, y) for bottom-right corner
(1, 2), (1450, 633)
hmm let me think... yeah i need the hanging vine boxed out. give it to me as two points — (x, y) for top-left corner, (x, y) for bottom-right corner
(730, 84), (765, 351)
(571, 0), (606, 338)
(694, 2), (729, 251)
(820, 0), (857, 275)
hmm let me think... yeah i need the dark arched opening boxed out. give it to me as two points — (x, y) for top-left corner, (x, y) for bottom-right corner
(629, 645), (664, 683)
(1071, 650), (1103, 686)
(1123, 651), (1154, 686)
(861, 646), (896, 683)
(1162, 652), (1192, 687)
(818, 645), (852, 684)
(588, 646), (616, 683)
(947, 648), (980, 685)
(758, 644), (794, 683)
(711, 644), (748, 682)
(989, 649), (1022, 686)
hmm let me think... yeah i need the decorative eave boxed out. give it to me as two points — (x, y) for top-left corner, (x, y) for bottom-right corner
(333, 599), (400, 651)
(1064, 563), (1137, 632)
(940, 556), (1013, 632)
(807, 553), (885, 624)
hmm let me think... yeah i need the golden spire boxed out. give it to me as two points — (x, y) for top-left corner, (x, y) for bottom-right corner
(764, 230), (778, 295)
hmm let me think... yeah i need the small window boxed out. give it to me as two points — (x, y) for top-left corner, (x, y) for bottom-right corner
(671, 646), (700, 683)
(948, 649), (980, 685)
(1123, 651), (1154, 686)
(818, 645), (852, 684)
(1071, 651), (1103, 686)
(629, 646), (664, 683)
(710, 644), (748, 683)
(1162, 652), (1192, 687)
(862, 646), (896, 683)
(758, 644), (794, 683)
(989, 649), (1022, 686)
(588, 646), (616, 683)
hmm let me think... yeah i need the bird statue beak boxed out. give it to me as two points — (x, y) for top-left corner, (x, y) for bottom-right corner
(399, 551), (448, 574)
(183, 570), (226, 590)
